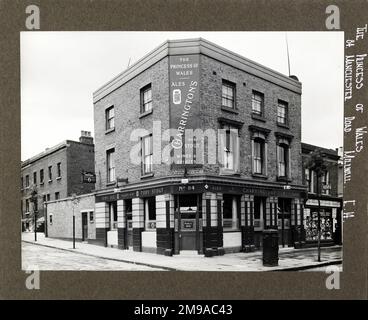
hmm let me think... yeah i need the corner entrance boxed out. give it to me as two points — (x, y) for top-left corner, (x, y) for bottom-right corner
(175, 194), (202, 252)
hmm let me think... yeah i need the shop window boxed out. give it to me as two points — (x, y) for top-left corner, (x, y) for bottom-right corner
(222, 194), (240, 230)
(277, 198), (291, 229)
(254, 196), (266, 229)
(109, 202), (118, 230)
(222, 80), (235, 109)
(125, 199), (133, 229)
(144, 197), (156, 230)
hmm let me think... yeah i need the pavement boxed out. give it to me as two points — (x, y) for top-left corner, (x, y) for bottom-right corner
(22, 232), (342, 272)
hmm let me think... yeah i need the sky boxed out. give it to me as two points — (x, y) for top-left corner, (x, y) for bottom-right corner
(21, 31), (344, 161)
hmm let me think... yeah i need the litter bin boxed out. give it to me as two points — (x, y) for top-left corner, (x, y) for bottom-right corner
(262, 229), (279, 267)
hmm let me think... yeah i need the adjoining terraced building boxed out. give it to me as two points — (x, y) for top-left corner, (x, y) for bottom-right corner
(21, 131), (95, 232)
(92, 38), (308, 256)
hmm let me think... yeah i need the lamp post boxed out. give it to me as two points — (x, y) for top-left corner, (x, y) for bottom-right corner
(306, 149), (327, 262)
(30, 187), (38, 242)
(71, 193), (79, 249)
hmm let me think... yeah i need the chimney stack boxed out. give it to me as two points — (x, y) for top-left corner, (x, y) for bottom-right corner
(79, 130), (94, 145)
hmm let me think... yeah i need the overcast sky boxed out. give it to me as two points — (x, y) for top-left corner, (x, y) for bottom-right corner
(21, 31), (343, 161)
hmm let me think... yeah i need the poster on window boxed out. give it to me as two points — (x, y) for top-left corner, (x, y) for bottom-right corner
(169, 54), (200, 165)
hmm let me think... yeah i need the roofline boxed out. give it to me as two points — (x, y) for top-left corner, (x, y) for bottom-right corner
(301, 142), (339, 158)
(93, 37), (302, 103)
(21, 139), (93, 168)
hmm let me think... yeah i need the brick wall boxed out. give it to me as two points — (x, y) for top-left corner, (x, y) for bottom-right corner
(21, 147), (68, 218)
(199, 55), (303, 184)
(46, 193), (96, 240)
(94, 57), (170, 189)
(66, 141), (95, 196)
(301, 148), (339, 197)
(93, 53), (303, 188)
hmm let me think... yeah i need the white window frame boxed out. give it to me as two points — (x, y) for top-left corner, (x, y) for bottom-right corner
(105, 106), (115, 130)
(142, 134), (153, 175)
(141, 84), (152, 113)
(107, 148), (115, 183)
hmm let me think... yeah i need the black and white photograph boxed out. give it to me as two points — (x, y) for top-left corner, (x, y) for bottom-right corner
(20, 31), (344, 272)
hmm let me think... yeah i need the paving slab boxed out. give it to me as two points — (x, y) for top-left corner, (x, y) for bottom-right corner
(22, 232), (342, 272)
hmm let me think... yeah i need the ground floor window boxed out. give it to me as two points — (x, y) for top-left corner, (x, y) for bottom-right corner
(277, 198), (291, 229)
(222, 194), (240, 230)
(109, 201), (118, 230)
(125, 199), (133, 229)
(254, 196), (266, 229)
(304, 208), (333, 241)
(144, 197), (156, 230)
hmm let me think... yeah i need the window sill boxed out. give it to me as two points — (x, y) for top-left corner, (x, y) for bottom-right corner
(40, 182), (44, 186)
(56, 177), (61, 181)
(141, 173), (154, 179)
(252, 173), (268, 179)
(277, 122), (290, 129)
(139, 109), (153, 119)
(219, 169), (240, 176)
(251, 113), (266, 122)
(48, 180), (52, 183)
(277, 176), (292, 183)
(105, 127), (115, 135)
(221, 106), (238, 114)
(106, 181), (116, 187)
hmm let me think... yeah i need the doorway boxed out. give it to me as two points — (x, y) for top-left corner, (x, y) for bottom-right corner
(82, 212), (88, 241)
(176, 194), (201, 252)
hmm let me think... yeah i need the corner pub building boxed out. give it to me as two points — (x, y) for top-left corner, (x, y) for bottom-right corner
(92, 38), (307, 256)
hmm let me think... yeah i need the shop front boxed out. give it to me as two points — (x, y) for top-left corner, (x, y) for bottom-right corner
(94, 180), (306, 256)
(303, 197), (342, 246)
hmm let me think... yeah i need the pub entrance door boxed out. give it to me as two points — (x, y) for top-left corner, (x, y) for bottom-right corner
(176, 194), (201, 252)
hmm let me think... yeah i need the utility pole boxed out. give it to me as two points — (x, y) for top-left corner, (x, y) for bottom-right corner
(30, 187), (38, 242)
(71, 193), (79, 249)
(306, 149), (327, 262)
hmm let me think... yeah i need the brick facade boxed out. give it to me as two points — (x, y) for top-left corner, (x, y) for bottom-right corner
(92, 38), (308, 255)
(21, 132), (95, 230)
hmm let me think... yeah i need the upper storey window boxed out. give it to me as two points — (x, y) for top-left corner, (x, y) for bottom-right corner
(252, 91), (264, 117)
(277, 100), (288, 125)
(140, 84), (152, 114)
(222, 80), (235, 109)
(105, 106), (115, 131)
